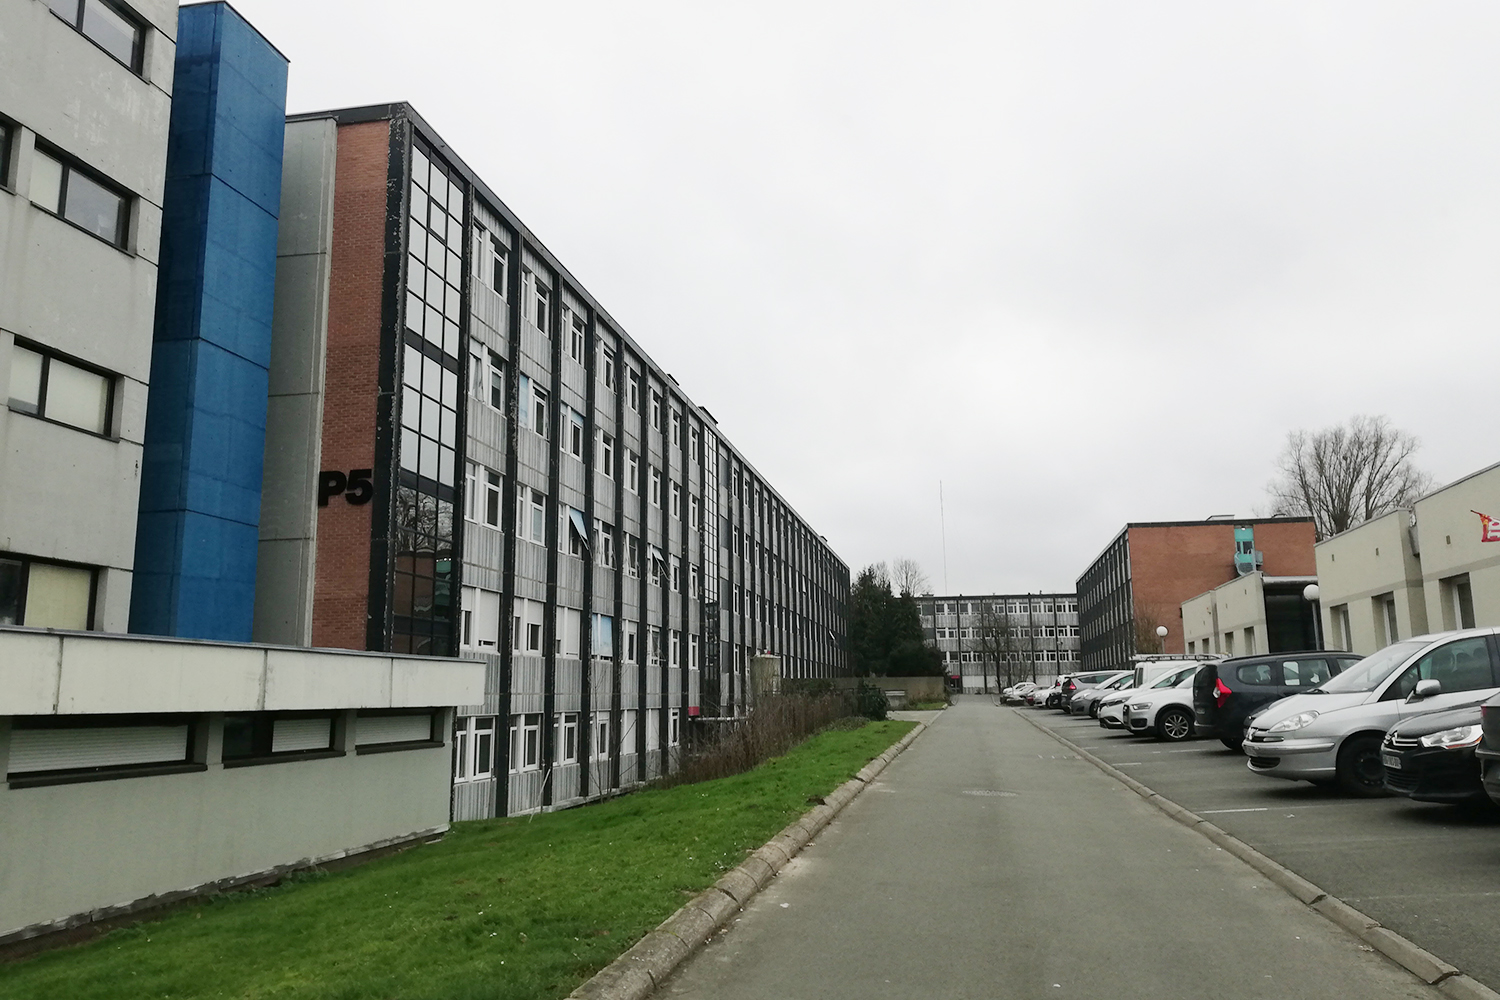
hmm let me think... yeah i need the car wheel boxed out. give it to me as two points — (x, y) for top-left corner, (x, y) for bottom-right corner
(1157, 708), (1193, 742)
(1219, 736), (1244, 753)
(1089, 702), (1100, 719)
(1336, 735), (1388, 798)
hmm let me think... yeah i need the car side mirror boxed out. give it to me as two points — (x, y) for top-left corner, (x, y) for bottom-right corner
(1409, 678), (1442, 701)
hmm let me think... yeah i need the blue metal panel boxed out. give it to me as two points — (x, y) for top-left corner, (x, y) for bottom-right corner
(130, 3), (288, 641)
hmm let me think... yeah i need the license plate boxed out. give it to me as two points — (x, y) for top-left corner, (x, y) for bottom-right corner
(1381, 753), (1402, 770)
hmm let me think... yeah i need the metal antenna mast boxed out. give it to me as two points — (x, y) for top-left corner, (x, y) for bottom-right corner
(939, 480), (949, 594)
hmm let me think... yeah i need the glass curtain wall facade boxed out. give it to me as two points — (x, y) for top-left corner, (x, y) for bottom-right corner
(286, 105), (849, 821)
(919, 594), (1080, 693)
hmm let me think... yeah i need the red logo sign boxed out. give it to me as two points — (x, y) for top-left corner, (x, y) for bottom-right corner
(1474, 511), (1500, 543)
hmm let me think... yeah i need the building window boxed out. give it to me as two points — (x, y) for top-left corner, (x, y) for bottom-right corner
(460, 587), (500, 649)
(355, 712), (435, 749)
(625, 534), (641, 579)
(689, 495), (700, 530)
(601, 349), (615, 389)
(510, 714), (542, 772)
(558, 712), (579, 764)
(0, 553), (95, 629)
(650, 467), (662, 507)
(533, 281), (550, 332)
(671, 408), (682, 447)
(670, 629), (681, 667)
(464, 462), (477, 521)
(564, 506), (587, 557)
(7, 714), (195, 786)
(46, 0), (144, 72)
(30, 147), (129, 247)
(671, 556), (682, 593)
(649, 546), (665, 588)
(628, 369), (640, 412)
(595, 520), (616, 568)
(690, 563), (700, 596)
(648, 626), (662, 666)
(625, 622), (639, 663)
(485, 471), (501, 527)
(530, 383), (548, 437)
(569, 314), (586, 364)
(690, 425), (701, 465)
(8, 341), (114, 436)
(689, 634), (700, 669)
(222, 713), (336, 764)
(627, 450), (640, 493)
(0, 121), (12, 188)
(527, 489), (545, 542)
(454, 716), (497, 782)
(568, 408), (584, 458)
(592, 613), (614, 657)
(670, 481), (681, 519)
(593, 712), (610, 760)
(485, 236), (508, 296)
(650, 390), (662, 431)
(488, 353), (504, 411)
(598, 432), (615, 477)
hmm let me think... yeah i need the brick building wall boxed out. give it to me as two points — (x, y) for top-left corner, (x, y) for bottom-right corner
(1126, 520), (1316, 654)
(311, 120), (390, 650)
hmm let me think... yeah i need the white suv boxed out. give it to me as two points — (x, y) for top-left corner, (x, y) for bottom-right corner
(1121, 665), (1208, 741)
(1100, 664), (1201, 730)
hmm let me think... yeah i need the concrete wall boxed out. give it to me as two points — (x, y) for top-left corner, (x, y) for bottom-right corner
(0, 627), (483, 941)
(0, 0), (177, 629)
(0, 713), (451, 941)
(254, 119), (336, 645)
(1315, 509), (1426, 654)
(1414, 462), (1500, 632)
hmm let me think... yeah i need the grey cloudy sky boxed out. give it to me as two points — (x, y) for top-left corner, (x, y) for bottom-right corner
(228, 1), (1500, 595)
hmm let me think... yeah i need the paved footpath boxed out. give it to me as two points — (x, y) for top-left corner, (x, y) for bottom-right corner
(662, 698), (1435, 1000)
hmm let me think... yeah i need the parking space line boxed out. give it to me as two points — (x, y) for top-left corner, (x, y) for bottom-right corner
(1198, 807), (1270, 815)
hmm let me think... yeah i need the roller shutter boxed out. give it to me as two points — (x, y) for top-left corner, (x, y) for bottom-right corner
(9, 724), (189, 774)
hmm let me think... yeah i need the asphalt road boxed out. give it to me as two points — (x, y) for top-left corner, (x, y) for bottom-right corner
(661, 698), (1437, 1000)
(1027, 703), (1500, 992)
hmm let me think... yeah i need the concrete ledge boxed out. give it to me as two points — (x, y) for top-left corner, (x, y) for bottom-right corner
(566, 719), (928, 1000)
(1441, 975), (1500, 1000)
(1015, 710), (1490, 997)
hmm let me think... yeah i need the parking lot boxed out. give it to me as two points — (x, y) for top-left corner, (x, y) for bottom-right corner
(1024, 703), (1500, 992)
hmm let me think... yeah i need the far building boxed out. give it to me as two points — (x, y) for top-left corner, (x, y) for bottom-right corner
(1076, 517), (1317, 673)
(918, 593), (1080, 693)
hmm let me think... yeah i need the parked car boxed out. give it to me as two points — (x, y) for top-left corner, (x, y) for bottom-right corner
(1121, 666), (1207, 741)
(1098, 664), (1200, 730)
(1475, 692), (1500, 807)
(1193, 652), (1361, 752)
(1060, 670), (1129, 713)
(1002, 682), (1036, 704)
(1034, 679), (1064, 708)
(1244, 629), (1500, 796)
(1070, 672), (1134, 717)
(1381, 703), (1488, 806)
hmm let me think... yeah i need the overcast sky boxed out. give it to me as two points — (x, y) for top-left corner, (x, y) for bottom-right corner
(228, 1), (1500, 595)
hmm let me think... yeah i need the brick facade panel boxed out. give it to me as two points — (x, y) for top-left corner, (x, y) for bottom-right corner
(312, 120), (391, 651)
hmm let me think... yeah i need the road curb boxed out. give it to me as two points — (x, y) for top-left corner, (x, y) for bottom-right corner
(1017, 709), (1500, 998)
(566, 719), (930, 1000)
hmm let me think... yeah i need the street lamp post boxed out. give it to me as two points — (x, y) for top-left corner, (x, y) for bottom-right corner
(1155, 625), (1168, 654)
(1303, 584), (1323, 650)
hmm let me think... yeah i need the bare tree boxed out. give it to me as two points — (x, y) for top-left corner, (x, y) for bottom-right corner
(1132, 600), (1170, 655)
(972, 601), (1025, 692)
(1267, 416), (1433, 541)
(890, 558), (930, 598)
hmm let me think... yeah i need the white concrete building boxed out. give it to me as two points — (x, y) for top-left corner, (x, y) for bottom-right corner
(0, 628), (483, 944)
(1, 0), (177, 632)
(1314, 461), (1500, 655)
(1181, 572), (1319, 658)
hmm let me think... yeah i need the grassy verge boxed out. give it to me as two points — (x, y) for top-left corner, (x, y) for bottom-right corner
(0, 719), (915, 1000)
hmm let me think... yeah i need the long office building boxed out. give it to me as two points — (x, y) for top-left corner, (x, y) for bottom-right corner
(918, 593), (1080, 693)
(256, 104), (851, 819)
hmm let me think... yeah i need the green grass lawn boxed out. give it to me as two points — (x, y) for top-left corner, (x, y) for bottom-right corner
(0, 719), (915, 1000)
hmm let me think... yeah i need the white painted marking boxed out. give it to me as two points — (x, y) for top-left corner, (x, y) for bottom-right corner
(1198, 807), (1270, 815)
(1113, 762), (1144, 767)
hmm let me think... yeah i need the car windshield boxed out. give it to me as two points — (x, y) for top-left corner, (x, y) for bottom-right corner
(1316, 639), (1429, 693)
(1151, 666), (1198, 689)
